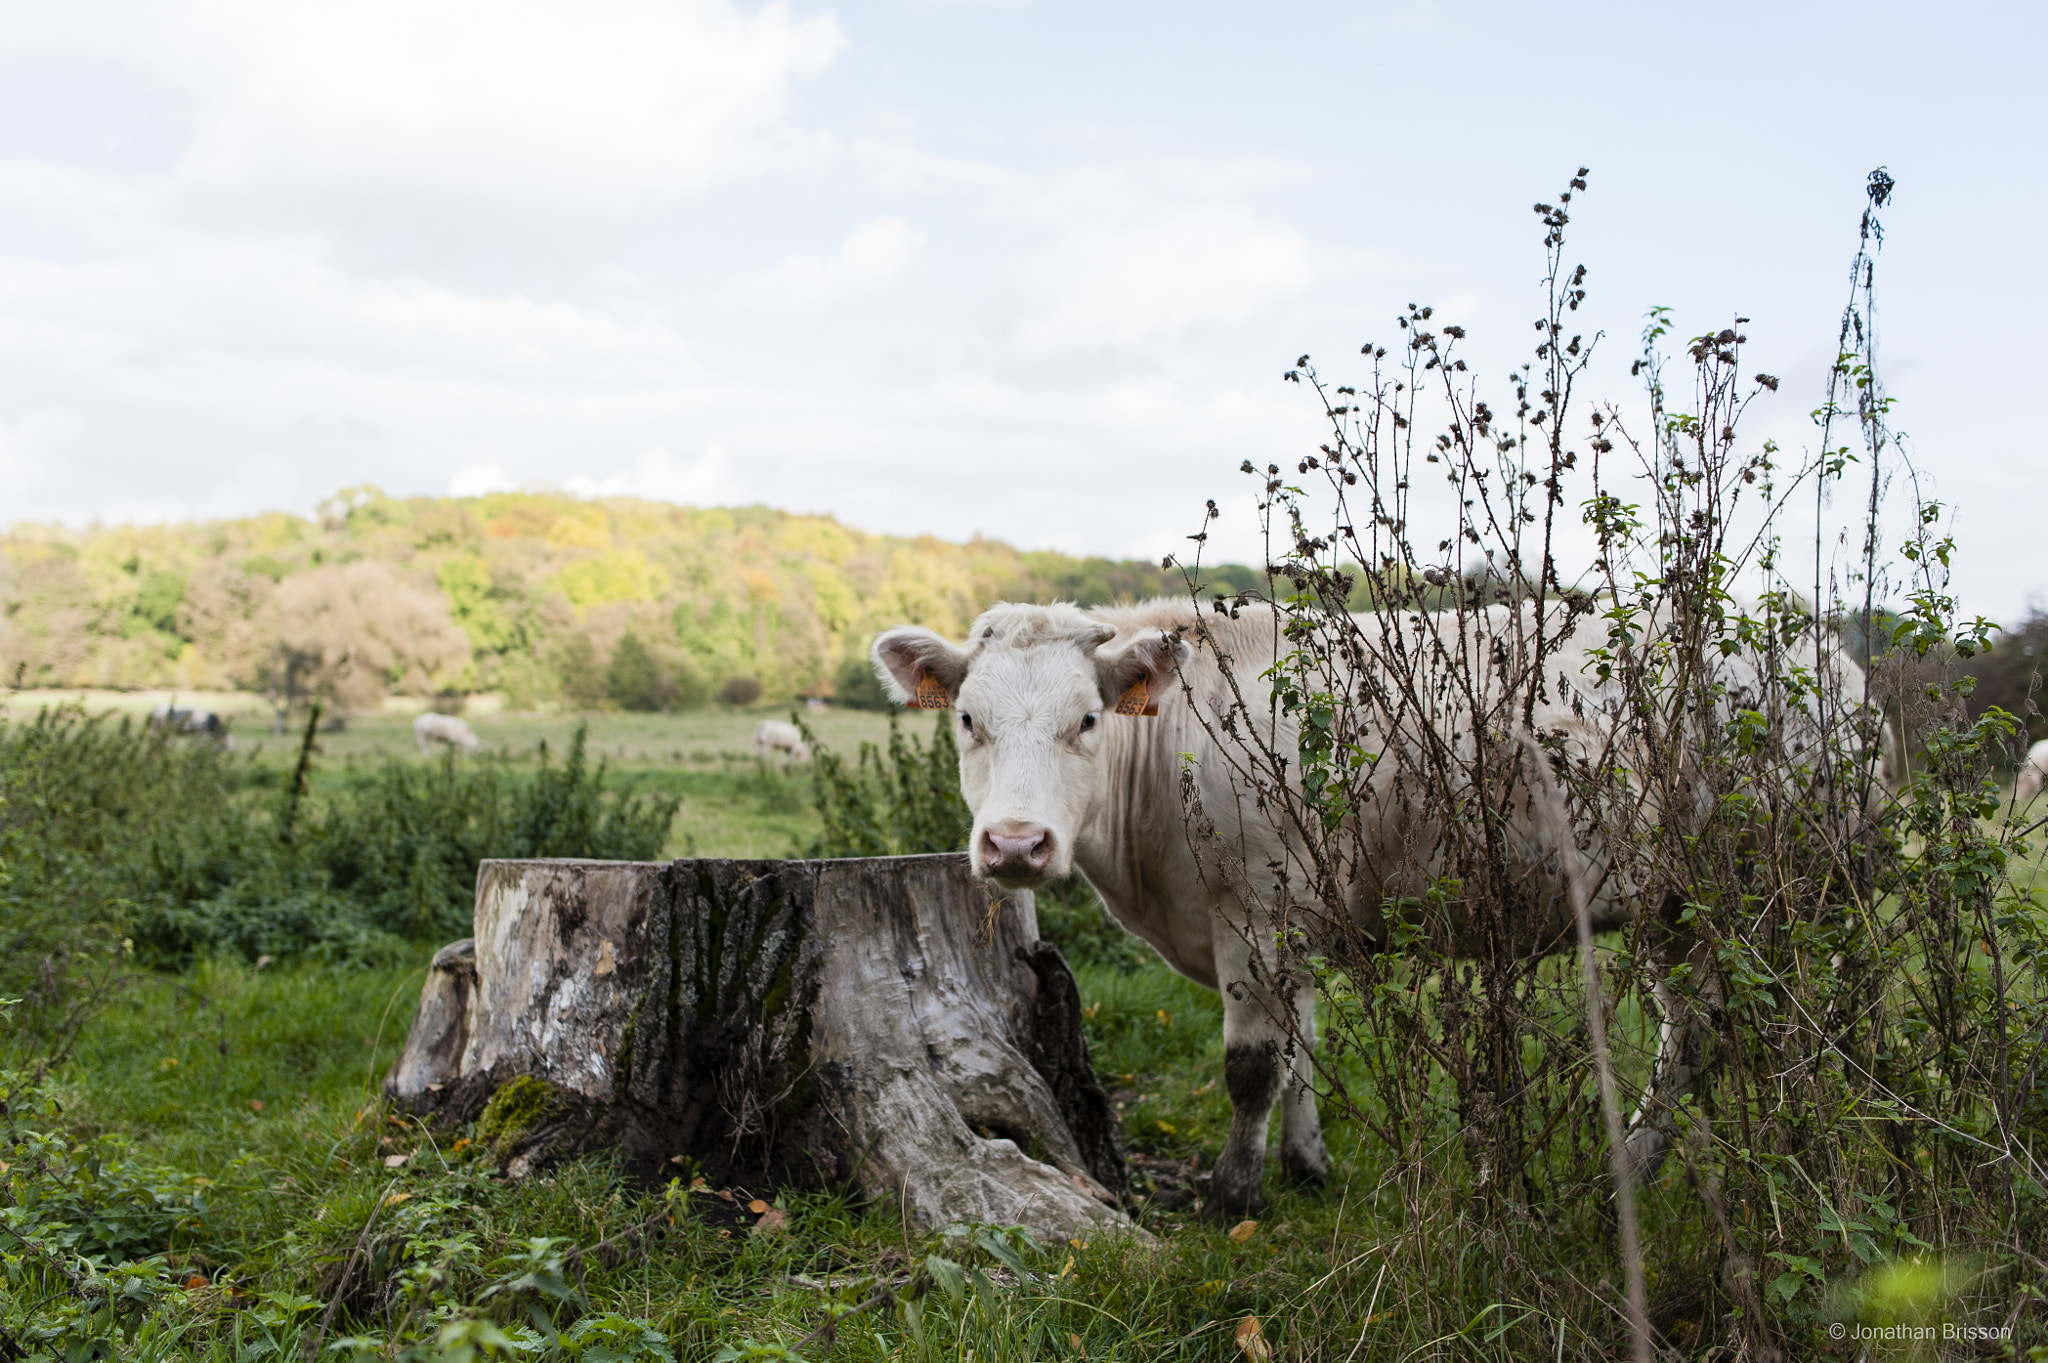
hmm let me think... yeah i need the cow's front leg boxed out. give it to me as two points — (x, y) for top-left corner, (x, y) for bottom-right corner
(1206, 930), (1326, 1219)
(1208, 988), (1281, 1221)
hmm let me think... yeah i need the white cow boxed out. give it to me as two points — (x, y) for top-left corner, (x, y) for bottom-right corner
(414, 712), (480, 755)
(873, 598), (1888, 1218)
(755, 720), (811, 764)
(2018, 738), (2048, 806)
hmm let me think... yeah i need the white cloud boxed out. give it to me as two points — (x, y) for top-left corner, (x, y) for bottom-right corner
(563, 446), (743, 507)
(0, 408), (84, 500)
(0, 221), (700, 391)
(448, 462), (517, 497)
(1004, 207), (1310, 361)
(737, 219), (924, 309)
(3, 0), (845, 234)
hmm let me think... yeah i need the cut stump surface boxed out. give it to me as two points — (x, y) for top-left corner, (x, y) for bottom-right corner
(387, 854), (1130, 1240)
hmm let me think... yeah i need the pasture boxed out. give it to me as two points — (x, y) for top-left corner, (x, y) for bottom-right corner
(6, 686), (2045, 1360)
(1, 690), (900, 860)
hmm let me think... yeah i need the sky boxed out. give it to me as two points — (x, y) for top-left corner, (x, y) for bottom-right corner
(0, 0), (2042, 620)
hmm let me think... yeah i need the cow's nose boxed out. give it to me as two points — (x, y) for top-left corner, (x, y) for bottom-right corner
(980, 822), (1056, 879)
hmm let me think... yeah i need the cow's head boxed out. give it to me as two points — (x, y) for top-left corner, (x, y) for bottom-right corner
(871, 604), (1188, 889)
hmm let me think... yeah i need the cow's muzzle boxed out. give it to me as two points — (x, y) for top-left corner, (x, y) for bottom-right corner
(977, 821), (1058, 885)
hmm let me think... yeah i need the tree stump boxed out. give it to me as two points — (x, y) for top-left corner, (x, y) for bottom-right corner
(386, 854), (1131, 1240)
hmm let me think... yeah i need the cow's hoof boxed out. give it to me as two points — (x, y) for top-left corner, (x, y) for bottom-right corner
(1198, 1189), (1263, 1223)
(1199, 1164), (1264, 1222)
(1281, 1143), (1330, 1190)
(1622, 1125), (1671, 1184)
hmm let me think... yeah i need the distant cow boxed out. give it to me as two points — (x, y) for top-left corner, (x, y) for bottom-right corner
(754, 720), (810, 764)
(149, 704), (234, 751)
(2018, 739), (2048, 806)
(872, 598), (1890, 1218)
(414, 712), (480, 755)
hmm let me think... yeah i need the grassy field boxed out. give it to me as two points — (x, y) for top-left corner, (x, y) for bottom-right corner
(7, 691), (2047, 1359)
(3, 690), (902, 860)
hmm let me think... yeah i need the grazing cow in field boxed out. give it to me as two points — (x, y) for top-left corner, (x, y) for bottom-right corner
(414, 712), (480, 755)
(149, 704), (234, 750)
(2018, 739), (2048, 806)
(755, 719), (811, 764)
(872, 598), (1887, 1218)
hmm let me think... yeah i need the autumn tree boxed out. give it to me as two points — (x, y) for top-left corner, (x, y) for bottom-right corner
(269, 561), (470, 711)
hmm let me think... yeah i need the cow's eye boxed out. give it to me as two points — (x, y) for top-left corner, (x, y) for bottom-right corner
(1079, 713), (1098, 734)
(960, 713), (974, 733)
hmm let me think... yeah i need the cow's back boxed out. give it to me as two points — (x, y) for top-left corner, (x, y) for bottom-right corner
(1069, 597), (1879, 969)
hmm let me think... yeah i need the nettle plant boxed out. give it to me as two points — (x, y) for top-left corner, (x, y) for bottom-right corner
(1167, 170), (2048, 1353)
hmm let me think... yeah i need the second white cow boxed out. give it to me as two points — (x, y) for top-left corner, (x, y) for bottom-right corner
(755, 720), (811, 764)
(2018, 738), (2048, 806)
(414, 712), (480, 755)
(873, 597), (1887, 1218)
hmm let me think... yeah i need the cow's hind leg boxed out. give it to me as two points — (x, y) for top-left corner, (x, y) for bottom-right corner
(1277, 975), (1329, 1189)
(1623, 943), (1724, 1181)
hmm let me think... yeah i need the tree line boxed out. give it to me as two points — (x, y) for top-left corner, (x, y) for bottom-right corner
(0, 487), (1259, 713)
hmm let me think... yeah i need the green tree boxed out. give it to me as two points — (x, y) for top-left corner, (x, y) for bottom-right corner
(605, 632), (666, 711)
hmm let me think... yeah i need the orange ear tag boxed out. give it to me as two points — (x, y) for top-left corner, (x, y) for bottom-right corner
(913, 669), (953, 710)
(1114, 678), (1159, 717)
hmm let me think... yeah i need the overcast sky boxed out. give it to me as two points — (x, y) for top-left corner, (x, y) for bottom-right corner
(0, 1), (2042, 619)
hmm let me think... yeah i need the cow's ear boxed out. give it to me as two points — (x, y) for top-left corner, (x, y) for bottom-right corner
(1095, 630), (1189, 717)
(871, 628), (970, 710)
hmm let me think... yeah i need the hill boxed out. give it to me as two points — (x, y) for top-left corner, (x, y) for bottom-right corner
(0, 488), (1258, 711)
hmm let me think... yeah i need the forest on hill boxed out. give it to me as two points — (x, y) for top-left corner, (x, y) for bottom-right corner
(0, 489), (1258, 712)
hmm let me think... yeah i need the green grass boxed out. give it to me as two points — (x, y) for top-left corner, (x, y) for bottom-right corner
(32, 949), (1419, 1362)
(5, 690), (897, 860)
(10, 696), (2046, 1360)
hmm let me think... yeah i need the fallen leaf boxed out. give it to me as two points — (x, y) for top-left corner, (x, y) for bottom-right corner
(716, 1188), (735, 1203)
(450, 1138), (470, 1153)
(1069, 1331), (1086, 1355)
(249, 1098), (265, 1113)
(1228, 1219), (1258, 1244)
(754, 1207), (788, 1234)
(184, 1275), (208, 1290)
(382, 1192), (413, 1208)
(1156, 1009), (1173, 1027)
(748, 1198), (770, 1214)
(1234, 1314), (1272, 1360)
(689, 1176), (709, 1191)
(1191, 1080), (1215, 1097)
(382, 1154), (409, 1168)
(1156, 1120), (1177, 1135)
(1082, 1002), (1100, 1019)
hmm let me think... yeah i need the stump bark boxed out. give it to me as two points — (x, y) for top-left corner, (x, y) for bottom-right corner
(386, 854), (1130, 1239)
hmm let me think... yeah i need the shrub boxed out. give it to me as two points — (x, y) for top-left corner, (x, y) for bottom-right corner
(829, 652), (892, 710)
(717, 675), (761, 707)
(1159, 167), (2046, 1356)
(0, 708), (680, 1004)
(804, 712), (967, 859)
(605, 631), (666, 711)
(552, 633), (610, 710)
